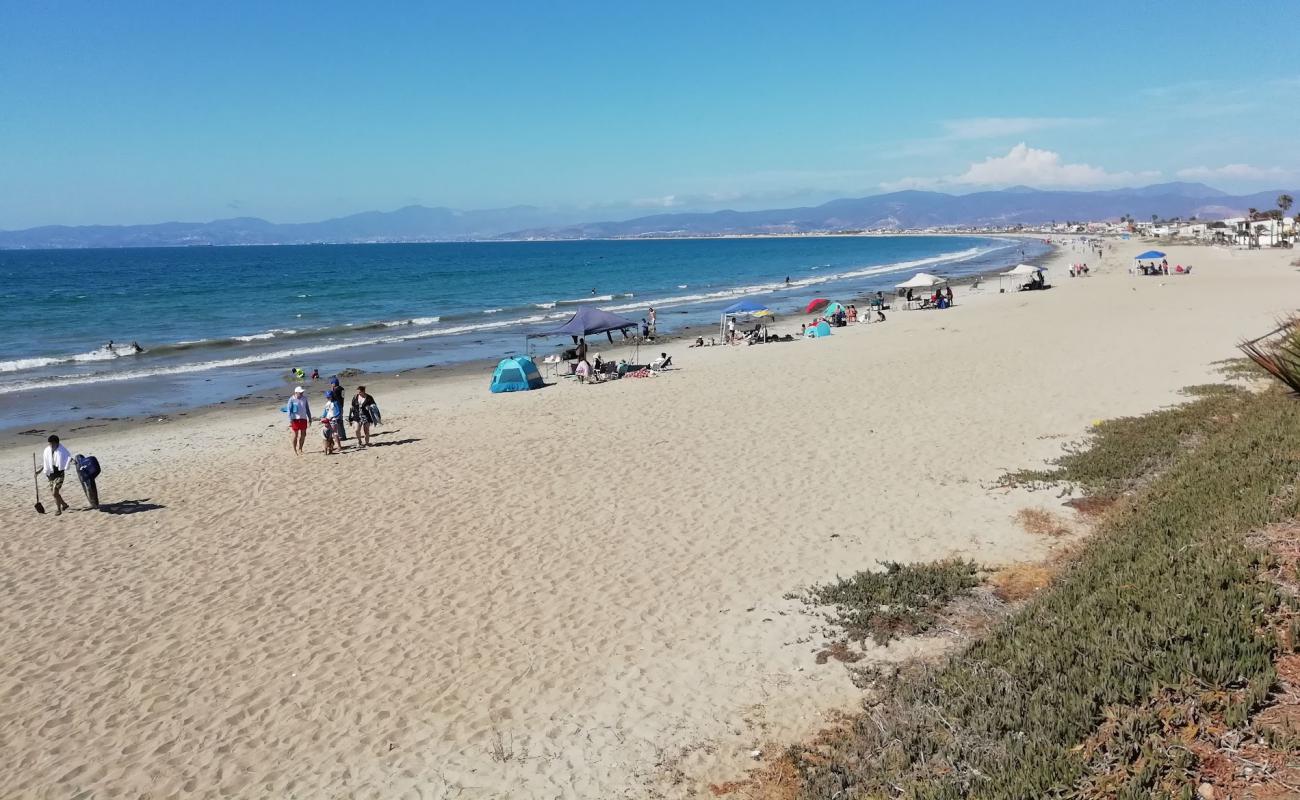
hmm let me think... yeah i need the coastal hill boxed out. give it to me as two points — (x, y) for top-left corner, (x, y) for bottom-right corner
(0, 183), (1291, 249)
(505, 182), (1283, 239)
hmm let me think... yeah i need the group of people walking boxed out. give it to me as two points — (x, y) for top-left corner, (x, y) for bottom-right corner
(286, 376), (381, 456)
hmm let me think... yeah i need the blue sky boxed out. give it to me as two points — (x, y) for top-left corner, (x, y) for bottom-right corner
(1, 0), (1294, 228)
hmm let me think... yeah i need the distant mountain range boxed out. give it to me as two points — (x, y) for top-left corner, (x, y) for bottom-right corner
(505, 183), (1293, 239)
(0, 183), (1293, 249)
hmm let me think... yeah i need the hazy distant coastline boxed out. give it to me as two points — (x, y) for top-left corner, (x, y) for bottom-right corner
(2, 182), (1292, 250)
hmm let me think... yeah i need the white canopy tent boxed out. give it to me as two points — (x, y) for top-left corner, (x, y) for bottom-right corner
(896, 272), (947, 290)
(1000, 263), (1047, 292)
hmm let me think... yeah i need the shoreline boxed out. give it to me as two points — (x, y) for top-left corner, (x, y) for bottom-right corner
(0, 233), (1057, 447)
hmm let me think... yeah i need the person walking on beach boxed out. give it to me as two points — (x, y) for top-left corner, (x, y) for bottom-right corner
(286, 386), (312, 455)
(36, 435), (73, 515)
(350, 385), (378, 447)
(321, 391), (342, 454)
(575, 337), (590, 374)
(328, 376), (347, 442)
(647, 307), (656, 336)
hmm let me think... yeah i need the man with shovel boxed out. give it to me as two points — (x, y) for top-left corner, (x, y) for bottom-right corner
(35, 434), (72, 515)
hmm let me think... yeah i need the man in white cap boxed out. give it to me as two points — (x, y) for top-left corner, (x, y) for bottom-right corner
(286, 386), (312, 455)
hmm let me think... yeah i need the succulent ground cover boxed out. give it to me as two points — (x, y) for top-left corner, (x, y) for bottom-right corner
(760, 381), (1300, 799)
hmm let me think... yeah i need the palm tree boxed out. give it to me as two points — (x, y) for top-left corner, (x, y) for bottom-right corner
(1280, 194), (1294, 245)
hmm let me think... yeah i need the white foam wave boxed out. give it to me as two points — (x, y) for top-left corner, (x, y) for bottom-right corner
(483, 308), (504, 314)
(0, 313), (553, 394)
(0, 346), (122, 373)
(380, 316), (440, 327)
(558, 295), (611, 304)
(232, 328), (297, 342)
(534, 302), (556, 309)
(0, 356), (63, 372)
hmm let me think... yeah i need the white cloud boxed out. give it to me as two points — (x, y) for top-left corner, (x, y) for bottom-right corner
(881, 143), (1158, 191)
(941, 117), (1097, 140)
(1176, 164), (1292, 181)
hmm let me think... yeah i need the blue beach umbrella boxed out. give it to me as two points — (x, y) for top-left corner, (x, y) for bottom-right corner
(1135, 250), (1165, 259)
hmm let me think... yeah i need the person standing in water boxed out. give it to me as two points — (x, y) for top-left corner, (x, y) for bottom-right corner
(286, 386), (312, 455)
(36, 435), (73, 514)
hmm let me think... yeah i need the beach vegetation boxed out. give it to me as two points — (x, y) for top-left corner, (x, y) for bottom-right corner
(999, 383), (1248, 500)
(791, 560), (981, 646)
(782, 382), (1300, 798)
(1014, 507), (1071, 537)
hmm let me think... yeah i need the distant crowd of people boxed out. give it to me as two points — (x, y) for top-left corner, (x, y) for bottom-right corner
(1133, 258), (1191, 276)
(904, 286), (954, 309)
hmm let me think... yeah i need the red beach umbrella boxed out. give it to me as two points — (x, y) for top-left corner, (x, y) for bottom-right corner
(804, 298), (830, 314)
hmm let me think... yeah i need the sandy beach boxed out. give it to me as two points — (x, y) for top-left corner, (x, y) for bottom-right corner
(2, 240), (1298, 799)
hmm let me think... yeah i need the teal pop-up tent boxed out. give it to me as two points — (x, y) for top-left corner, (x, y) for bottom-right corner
(805, 320), (833, 338)
(490, 356), (544, 393)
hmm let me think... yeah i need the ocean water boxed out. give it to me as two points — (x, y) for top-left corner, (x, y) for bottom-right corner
(0, 236), (1049, 429)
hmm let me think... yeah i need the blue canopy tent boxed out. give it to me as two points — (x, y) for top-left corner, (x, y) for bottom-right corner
(529, 305), (639, 342)
(526, 305), (641, 373)
(720, 297), (773, 343)
(722, 298), (770, 315)
(1134, 250), (1167, 275)
(490, 355), (544, 393)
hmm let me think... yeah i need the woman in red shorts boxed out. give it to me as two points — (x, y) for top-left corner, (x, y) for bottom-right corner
(286, 386), (312, 455)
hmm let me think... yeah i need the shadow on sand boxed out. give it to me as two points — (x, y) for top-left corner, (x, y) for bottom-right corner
(364, 438), (421, 448)
(96, 499), (166, 515)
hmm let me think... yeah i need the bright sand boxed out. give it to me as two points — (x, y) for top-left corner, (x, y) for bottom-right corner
(1, 242), (1297, 799)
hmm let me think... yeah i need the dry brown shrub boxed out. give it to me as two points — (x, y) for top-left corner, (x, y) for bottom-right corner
(1016, 507), (1072, 537)
(708, 748), (802, 799)
(989, 563), (1058, 602)
(814, 640), (863, 665)
(1063, 495), (1117, 518)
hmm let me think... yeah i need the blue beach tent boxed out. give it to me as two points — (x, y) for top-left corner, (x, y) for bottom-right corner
(1136, 250), (1166, 259)
(490, 355), (544, 393)
(805, 320), (832, 338)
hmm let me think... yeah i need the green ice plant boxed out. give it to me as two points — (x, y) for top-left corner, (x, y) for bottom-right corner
(791, 384), (1300, 799)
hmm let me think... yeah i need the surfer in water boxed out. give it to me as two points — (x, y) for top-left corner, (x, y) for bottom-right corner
(129, 341), (143, 354)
